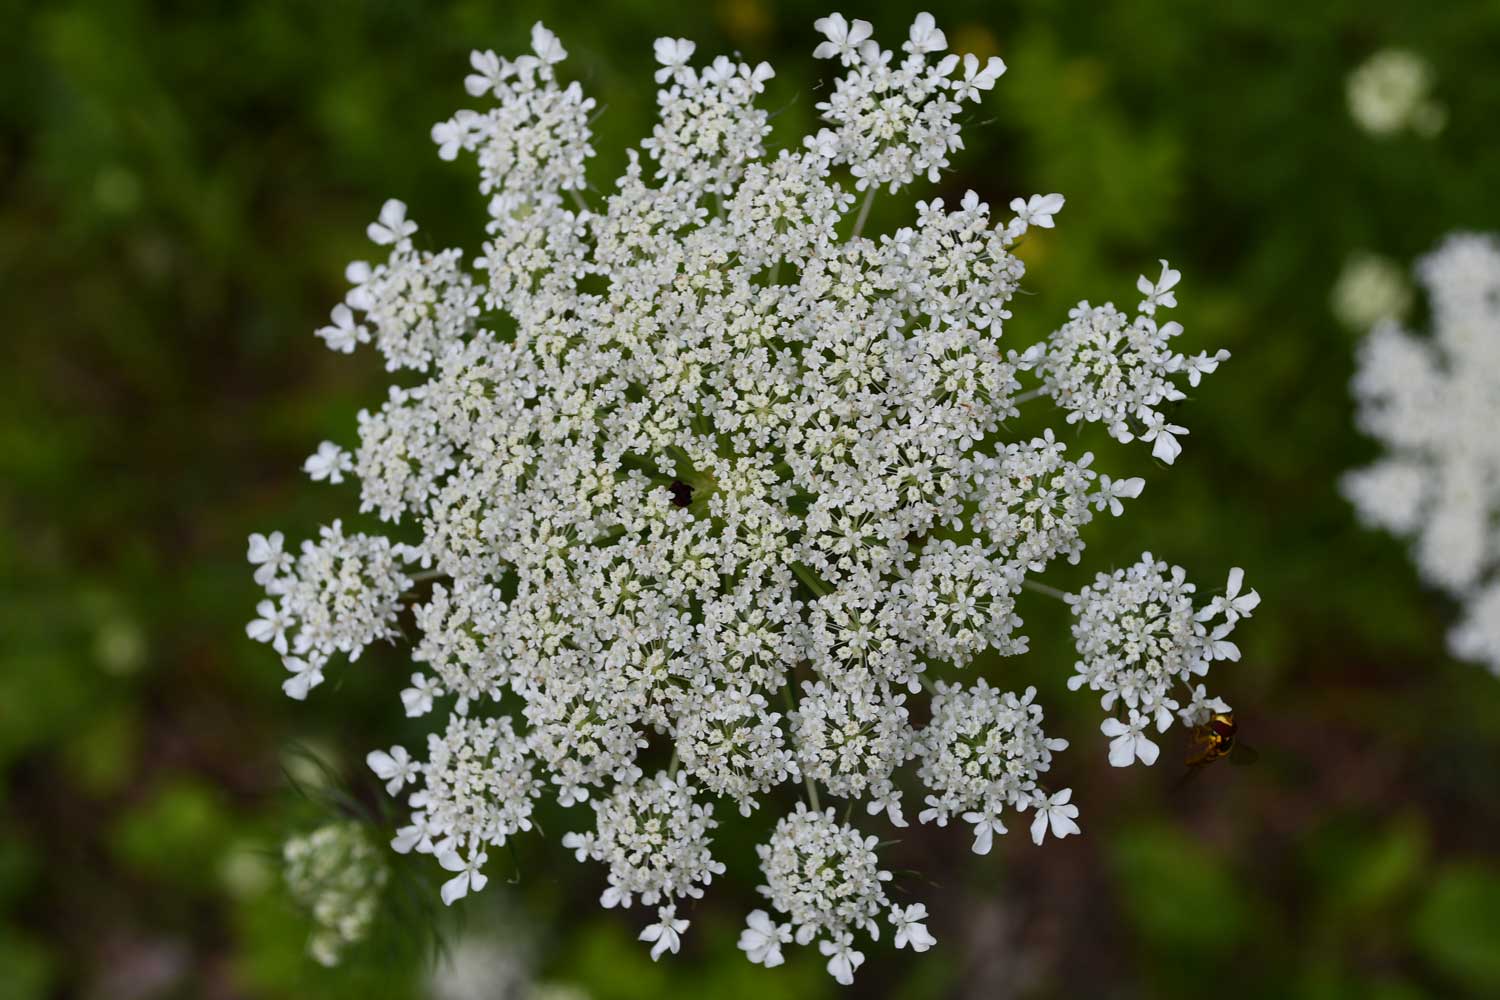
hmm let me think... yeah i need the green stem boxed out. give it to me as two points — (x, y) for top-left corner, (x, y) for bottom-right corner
(791, 562), (831, 598)
(1022, 579), (1070, 602)
(783, 678), (821, 811)
(805, 773), (822, 812)
(851, 189), (877, 240)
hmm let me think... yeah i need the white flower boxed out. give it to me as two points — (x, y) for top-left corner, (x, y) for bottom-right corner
(1009, 192), (1065, 231)
(904, 13), (946, 55)
(463, 49), (506, 98)
(367, 198), (417, 246)
(954, 53), (1006, 102)
(530, 22), (567, 65)
(1094, 475), (1145, 517)
(316, 303), (368, 354)
(1137, 259), (1181, 315)
(961, 808), (1007, 855)
(1204, 623), (1241, 662)
(890, 903), (937, 952)
(865, 791), (908, 829)
(431, 118), (467, 161)
(281, 656), (324, 700)
(1102, 712), (1160, 768)
(639, 905), (690, 961)
(304, 441), (352, 484)
(247, 531), (289, 588)
(1179, 684), (1231, 728)
(1196, 567), (1261, 624)
(653, 37), (696, 83)
(247, 599), (290, 653)
(390, 820), (428, 855)
(1139, 410), (1187, 465)
(813, 14), (874, 67)
(818, 934), (865, 986)
(366, 745), (418, 794)
(738, 909), (792, 968)
(740, 61), (775, 93)
(1184, 349), (1231, 387)
(400, 672), (443, 717)
(438, 849), (489, 905)
(1028, 788), (1081, 845)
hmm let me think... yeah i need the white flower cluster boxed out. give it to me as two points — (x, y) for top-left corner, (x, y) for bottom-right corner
(1068, 555), (1259, 767)
(916, 681), (1076, 853)
(370, 714), (543, 905)
(743, 804), (935, 984)
(562, 772), (725, 914)
(1027, 262), (1228, 464)
(1346, 49), (1446, 139)
(283, 821), (389, 966)
(247, 523), (413, 700)
(248, 13), (1253, 985)
(1345, 234), (1500, 675)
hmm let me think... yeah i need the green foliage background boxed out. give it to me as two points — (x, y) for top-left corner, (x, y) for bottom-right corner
(4, 0), (1500, 996)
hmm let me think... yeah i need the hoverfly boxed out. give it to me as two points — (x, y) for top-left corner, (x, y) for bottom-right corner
(1175, 712), (1258, 788)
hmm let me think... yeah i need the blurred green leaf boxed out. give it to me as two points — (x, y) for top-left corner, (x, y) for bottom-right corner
(0, 929), (54, 1000)
(1410, 863), (1500, 993)
(64, 706), (139, 795)
(111, 778), (235, 885)
(1111, 824), (1255, 955)
(1306, 813), (1427, 918)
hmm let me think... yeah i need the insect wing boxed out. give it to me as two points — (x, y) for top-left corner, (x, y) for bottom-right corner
(1228, 742), (1260, 766)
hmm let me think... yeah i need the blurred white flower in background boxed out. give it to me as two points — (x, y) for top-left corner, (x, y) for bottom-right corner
(247, 10), (1259, 985)
(1332, 252), (1413, 331)
(1345, 234), (1500, 675)
(1347, 49), (1446, 138)
(426, 918), (590, 1000)
(282, 822), (388, 966)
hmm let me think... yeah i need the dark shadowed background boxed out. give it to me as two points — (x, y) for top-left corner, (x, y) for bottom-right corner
(4, 0), (1500, 997)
